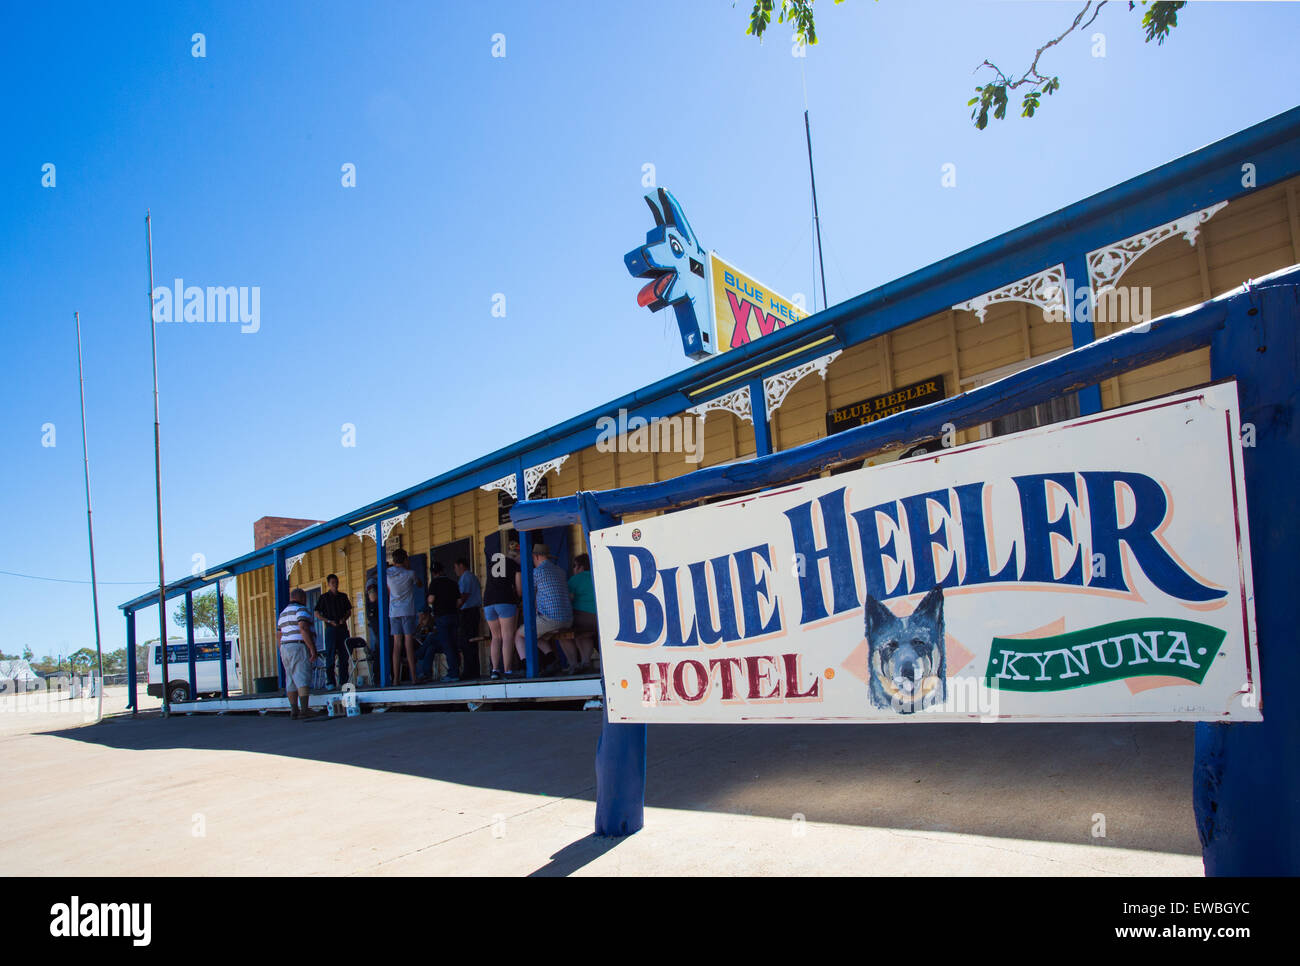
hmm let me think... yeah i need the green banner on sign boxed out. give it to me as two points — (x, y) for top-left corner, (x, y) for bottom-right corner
(984, 618), (1227, 692)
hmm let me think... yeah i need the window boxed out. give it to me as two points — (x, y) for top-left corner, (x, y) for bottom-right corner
(959, 349), (1080, 441)
(987, 393), (1080, 438)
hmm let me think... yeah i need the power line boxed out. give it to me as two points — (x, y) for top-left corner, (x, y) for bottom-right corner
(0, 568), (157, 586)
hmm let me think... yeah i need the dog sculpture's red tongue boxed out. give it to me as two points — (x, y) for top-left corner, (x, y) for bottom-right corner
(637, 273), (672, 307)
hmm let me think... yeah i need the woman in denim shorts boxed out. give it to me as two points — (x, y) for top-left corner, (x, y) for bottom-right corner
(483, 542), (522, 679)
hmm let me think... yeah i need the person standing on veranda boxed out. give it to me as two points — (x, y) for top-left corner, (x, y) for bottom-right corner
(314, 573), (353, 691)
(454, 557), (483, 681)
(364, 583), (380, 673)
(482, 540), (522, 680)
(386, 548), (423, 684)
(428, 560), (463, 682)
(278, 588), (319, 719)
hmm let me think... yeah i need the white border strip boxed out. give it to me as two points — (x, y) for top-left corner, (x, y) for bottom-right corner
(167, 677), (603, 713)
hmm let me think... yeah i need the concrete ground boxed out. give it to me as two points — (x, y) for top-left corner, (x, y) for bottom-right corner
(0, 687), (1203, 876)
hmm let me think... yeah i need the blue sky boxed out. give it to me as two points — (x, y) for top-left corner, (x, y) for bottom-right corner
(3, 1), (1297, 659)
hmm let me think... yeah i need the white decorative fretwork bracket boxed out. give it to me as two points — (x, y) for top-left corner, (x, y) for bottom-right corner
(524, 455), (569, 498)
(1087, 201), (1229, 294)
(285, 553), (306, 579)
(480, 474), (517, 500)
(763, 350), (842, 417)
(686, 384), (753, 424)
(480, 455), (571, 502)
(380, 512), (409, 545)
(350, 511), (409, 553)
(953, 263), (1068, 323)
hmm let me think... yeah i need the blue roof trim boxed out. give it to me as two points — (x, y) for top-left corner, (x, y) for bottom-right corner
(119, 106), (1300, 613)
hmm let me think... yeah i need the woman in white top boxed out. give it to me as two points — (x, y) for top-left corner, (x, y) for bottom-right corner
(386, 548), (423, 684)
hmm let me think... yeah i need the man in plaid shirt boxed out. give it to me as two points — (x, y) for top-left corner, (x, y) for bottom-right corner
(515, 544), (579, 674)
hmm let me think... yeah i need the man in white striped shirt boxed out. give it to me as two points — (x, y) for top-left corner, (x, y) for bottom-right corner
(278, 588), (318, 719)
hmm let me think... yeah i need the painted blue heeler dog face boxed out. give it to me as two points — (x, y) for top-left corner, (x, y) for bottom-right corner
(864, 587), (948, 714)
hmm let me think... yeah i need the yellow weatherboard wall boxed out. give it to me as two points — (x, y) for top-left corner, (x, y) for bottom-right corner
(710, 253), (808, 353)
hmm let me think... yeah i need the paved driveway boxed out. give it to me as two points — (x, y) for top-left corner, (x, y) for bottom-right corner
(0, 700), (1203, 876)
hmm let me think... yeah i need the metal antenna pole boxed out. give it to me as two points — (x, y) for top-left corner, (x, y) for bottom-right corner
(146, 212), (170, 717)
(75, 312), (105, 722)
(804, 109), (829, 313)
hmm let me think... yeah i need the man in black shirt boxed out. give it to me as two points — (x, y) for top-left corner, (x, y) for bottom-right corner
(428, 561), (462, 682)
(314, 574), (353, 690)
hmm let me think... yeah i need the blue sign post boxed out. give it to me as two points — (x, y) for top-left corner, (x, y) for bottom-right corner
(1195, 279), (1300, 874)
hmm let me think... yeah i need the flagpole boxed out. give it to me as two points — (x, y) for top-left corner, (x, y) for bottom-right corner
(74, 311), (104, 722)
(804, 109), (828, 313)
(146, 211), (170, 717)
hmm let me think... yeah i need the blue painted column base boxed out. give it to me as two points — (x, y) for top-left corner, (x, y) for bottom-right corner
(125, 611), (137, 712)
(1196, 281), (1300, 875)
(520, 523), (538, 679)
(376, 537), (390, 688)
(577, 491), (648, 837)
(594, 719), (648, 837)
(273, 546), (292, 691)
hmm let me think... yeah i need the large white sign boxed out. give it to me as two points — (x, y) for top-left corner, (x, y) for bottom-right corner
(591, 384), (1259, 723)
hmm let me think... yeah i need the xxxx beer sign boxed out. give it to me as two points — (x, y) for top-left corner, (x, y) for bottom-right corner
(589, 384), (1260, 723)
(709, 253), (807, 353)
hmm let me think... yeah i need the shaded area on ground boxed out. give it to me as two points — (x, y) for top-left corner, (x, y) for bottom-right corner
(28, 707), (1200, 856)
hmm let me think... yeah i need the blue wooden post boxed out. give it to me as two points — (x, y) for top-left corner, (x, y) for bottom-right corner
(216, 581), (228, 700)
(1196, 280), (1300, 875)
(375, 531), (390, 687)
(1066, 255), (1103, 416)
(184, 590), (197, 701)
(578, 492), (647, 837)
(519, 470), (538, 677)
(125, 610), (137, 712)
(272, 547), (287, 690)
(749, 377), (772, 457)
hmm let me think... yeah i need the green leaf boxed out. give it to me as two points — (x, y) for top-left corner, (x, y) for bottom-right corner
(1141, 1), (1186, 45)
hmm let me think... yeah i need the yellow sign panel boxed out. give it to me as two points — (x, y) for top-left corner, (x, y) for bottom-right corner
(709, 253), (808, 354)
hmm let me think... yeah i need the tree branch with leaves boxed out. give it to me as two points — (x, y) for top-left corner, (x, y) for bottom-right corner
(741, 0), (1187, 130)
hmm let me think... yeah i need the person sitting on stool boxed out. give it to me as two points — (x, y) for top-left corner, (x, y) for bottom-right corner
(514, 543), (575, 675)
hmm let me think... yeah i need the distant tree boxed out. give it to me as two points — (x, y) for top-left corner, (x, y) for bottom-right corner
(741, 1), (1187, 129)
(68, 648), (98, 674)
(22, 646), (33, 662)
(31, 654), (61, 674)
(170, 589), (239, 638)
(102, 648), (127, 674)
